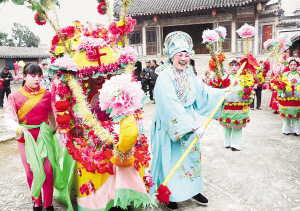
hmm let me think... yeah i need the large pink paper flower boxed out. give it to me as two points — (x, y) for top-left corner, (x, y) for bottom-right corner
(54, 56), (79, 70)
(99, 74), (143, 117)
(215, 26), (227, 41)
(236, 23), (255, 38)
(273, 63), (284, 75)
(276, 35), (292, 52)
(263, 39), (275, 51)
(118, 46), (138, 64)
(202, 29), (219, 44)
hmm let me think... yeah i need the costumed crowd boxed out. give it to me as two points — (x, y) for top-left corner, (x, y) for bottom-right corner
(2, 1), (299, 211)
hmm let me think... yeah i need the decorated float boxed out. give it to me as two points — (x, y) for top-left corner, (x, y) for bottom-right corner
(8, 0), (156, 210)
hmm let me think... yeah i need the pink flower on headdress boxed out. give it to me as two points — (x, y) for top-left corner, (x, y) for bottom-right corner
(215, 26), (227, 41)
(99, 74), (143, 117)
(263, 39), (275, 51)
(54, 57), (79, 70)
(118, 46), (138, 64)
(276, 35), (292, 52)
(236, 23), (255, 38)
(202, 29), (219, 44)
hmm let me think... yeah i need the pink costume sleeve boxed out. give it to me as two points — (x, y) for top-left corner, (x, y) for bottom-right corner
(4, 94), (21, 138)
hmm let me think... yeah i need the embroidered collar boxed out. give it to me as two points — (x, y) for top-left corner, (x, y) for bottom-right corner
(290, 71), (298, 75)
(24, 84), (41, 95)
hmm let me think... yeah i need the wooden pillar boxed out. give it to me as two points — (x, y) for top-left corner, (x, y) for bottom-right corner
(254, 11), (259, 55)
(297, 42), (300, 57)
(231, 11), (236, 53)
(142, 25), (147, 57)
(157, 25), (161, 56)
(13, 58), (17, 76)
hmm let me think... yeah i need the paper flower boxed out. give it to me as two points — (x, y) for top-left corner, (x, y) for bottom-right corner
(108, 16), (137, 37)
(59, 26), (76, 38)
(202, 29), (219, 44)
(263, 39), (274, 51)
(236, 23), (255, 38)
(275, 34), (292, 52)
(97, 1), (107, 15)
(14, 76), (19, 81)
(34, 13), (47, 26)
(273, 63), (284, 75)
(118, 46), (138, 64)
(54, 56), (79, 70)
(99, 73), (143, 118)
(215, 26), (227, 42)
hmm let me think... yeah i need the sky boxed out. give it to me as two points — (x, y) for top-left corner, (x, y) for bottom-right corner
(0, 0), (298, 45)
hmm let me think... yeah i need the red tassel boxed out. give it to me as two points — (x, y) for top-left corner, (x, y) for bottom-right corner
(156, 184), (172, 205)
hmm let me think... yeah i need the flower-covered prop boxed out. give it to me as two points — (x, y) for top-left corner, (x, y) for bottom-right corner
(238, 73), (255, 100)
(202, 29), (219, 44)
(254, 61), (271, 87)
(275, 34), (292, 52)
(118, 46), (138, 65)
(99, 73), (143, 121)
(236, 23), (255, 39)
(236, 23), (256, 55)
(215, 26), (227, 42)
(210, 77), (231, 89)
(34, 13), (47, 25)
(108, 16), (136, 37)
(263, 39), (275, 51)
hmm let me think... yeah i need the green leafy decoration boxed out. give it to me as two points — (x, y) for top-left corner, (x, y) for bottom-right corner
(11, 0), (24, 5)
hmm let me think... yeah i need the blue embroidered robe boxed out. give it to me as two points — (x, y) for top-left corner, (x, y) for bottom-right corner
(150, 64), (225, 202)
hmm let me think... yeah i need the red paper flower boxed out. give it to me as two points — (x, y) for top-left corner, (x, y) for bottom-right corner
(262, 84), (268, 90)
(234, 120), (240, 125)
(222, 78), (231, 88)
(226, 118), (231, 123)
(79, 183), (90, 195)
(52, 35), (59, 46)
(97, 161), (114, 175)
(97, 1), (107, 15)
(59, 26), (76, 38)
(240, 53), (260, 74)
(297, 113), (300, 117)
(209, 58), (216, 71)
(243, 119), (247, 124)
(219, 117), (223, 122)
(247, 119), (250, 123)
(264, 61), (270, 72)
(56, 114), (71, 125)
(156, 184), (172, 205)
(281, 113), (285, 117)
(217, 53), (226, 63)
(34, 13), (47, 26)
(54, 100), (70, 112)
(288, 114), (293, 118)
(50, 56), (57, 64)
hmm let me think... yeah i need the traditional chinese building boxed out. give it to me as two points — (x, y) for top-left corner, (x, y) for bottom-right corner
(0, 46), (50, 74)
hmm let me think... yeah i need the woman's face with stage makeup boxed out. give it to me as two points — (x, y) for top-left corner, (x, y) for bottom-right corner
(172, 52), (190, 71)
(24, 73), (42, 89)
(230, 62), (240, 74)
(289, 61), (298, 72)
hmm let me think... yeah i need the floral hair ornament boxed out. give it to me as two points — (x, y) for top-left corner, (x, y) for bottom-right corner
(156, 31), (194, 75)
(227, 58), (240, 67)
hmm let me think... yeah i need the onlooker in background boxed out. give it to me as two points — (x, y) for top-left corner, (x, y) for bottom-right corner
(140, 72), (148, 94)
(0, 66), (13, 109)
(158, 61), (164, 66)
(150, 60), (159, 102)
(190, 59), (197, 76)
(141, 60), (151, 96)
(202, 71), (211, 85)
(40, 63), (52, 90)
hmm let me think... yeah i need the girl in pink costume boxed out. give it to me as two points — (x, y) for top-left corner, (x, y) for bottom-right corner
(5, 63), (60, 211)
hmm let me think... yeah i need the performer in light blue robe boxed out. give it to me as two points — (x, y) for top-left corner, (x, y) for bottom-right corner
(150, 31), (228, 209)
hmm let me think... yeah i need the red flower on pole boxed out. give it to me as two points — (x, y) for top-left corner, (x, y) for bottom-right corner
(97, 1), (107, 15)
(156, 184), (172, 205)
(34, 13), (47, 26)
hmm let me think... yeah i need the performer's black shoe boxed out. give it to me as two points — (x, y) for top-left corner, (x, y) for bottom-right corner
(46, 205), (54, 211)
(231, 147), (240, 151)
(109, 206), (127, 211)
(294, 133), (299, 136)
(192, 193), (208, 205)
(274, 110), (278, 114)
(225, 146), (231, 148)
(33, 206), (42, 211)
(165, 202), (178, 210)
(283, 133), (290, 135)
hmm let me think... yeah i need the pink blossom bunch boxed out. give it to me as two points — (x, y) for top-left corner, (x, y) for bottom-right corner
(263, 39), (275, 51)
(202, 29), (219, 44)
(276, 35), (292, 52)
(291, 78), (298, 84)
(75, 62), (120, 78)
(273, 63), (284, 75)
(59, 26), (76, 38)
(54, 56), (79, 70)
(118, 46), (138, 64)
(78, 37), (110, 51)
(215, 26), (227, 41)
(109, 16), (137, 37)
(236, 23), (255, 38)
(99, 73), (143, 117)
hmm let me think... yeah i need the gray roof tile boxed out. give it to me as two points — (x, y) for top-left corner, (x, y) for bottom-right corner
(0, 46), (51, 59)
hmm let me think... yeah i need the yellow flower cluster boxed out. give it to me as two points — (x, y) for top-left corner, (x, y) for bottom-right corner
(277, 96), (300, 101)
(257, 72), (265, 84)
(65, 74), (115, 144)
(225, 102), (251, 106)
(239, 73), (254, 87)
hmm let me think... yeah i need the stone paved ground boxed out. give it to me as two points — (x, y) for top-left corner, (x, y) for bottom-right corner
(0, 85), (300, 211)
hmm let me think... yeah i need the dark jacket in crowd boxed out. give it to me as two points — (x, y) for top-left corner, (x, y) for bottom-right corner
(150, 65), (159, 85)
(0, 71), (13, 88)
(141, 66), (151, 80)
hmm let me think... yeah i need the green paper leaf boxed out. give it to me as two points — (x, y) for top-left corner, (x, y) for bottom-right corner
(141, 93), (150, 106)
(120, 63), (126, 68)
(106, 108), (113, 114)
(11, 0), (24, 5)
(112, 115), (126, 123)
(72, 103), (79, 113)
